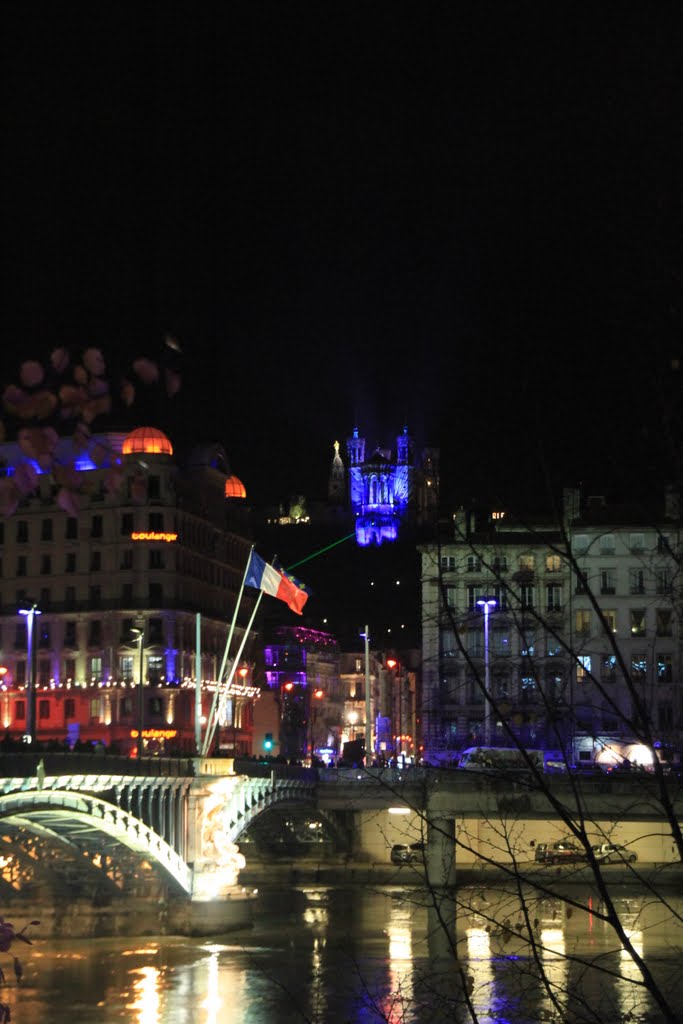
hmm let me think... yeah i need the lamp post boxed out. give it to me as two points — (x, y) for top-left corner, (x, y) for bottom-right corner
(131, 625), (145, 760)
(386, 657), (401, 765)
(19, 602), (41, 746)
(476, 598), (497, 746)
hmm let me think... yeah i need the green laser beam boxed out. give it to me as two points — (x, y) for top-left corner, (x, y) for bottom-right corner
(286, 532), (356, 571)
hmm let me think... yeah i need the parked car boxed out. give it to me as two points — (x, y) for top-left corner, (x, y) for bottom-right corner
(537, 840), (587, 865)
(592, 843), (637, 863)
(534, 842), (549, 863)
(391, 841), (426, 864)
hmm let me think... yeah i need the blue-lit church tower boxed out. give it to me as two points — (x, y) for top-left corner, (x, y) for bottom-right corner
(343, 425), (438, 546)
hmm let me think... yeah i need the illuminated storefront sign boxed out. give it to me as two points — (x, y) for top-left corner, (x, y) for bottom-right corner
(130, 728), (178, 740)
(131, 532), (178, 543)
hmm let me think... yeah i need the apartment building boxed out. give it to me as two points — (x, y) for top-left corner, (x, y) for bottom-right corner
(0, 426), (259, 755)
(419, 487), (682, 767)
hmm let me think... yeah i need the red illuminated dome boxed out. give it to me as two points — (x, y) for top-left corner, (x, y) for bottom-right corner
(122, 427), (173, 456)
(225, 475), (247, 499)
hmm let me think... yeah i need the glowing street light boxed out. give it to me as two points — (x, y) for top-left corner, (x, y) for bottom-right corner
(476, 598), (497, 745)
(131, 623), (145, 759)
(18, 601), (41, 746)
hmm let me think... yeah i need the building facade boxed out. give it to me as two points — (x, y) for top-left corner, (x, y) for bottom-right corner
(0, 427), (260, 755)
(419, 487), (682, 767)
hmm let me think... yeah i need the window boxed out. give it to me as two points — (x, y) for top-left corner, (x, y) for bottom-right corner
(575, 610), (590, 635)
(88, 620), (102, 646)
(39, 586), (50, 607)
(466, 555), (481, 573)
(121, 512), (134, 535)
(601, 655), (617, 682)
(520, 629), (536, 656)
(14, 700), (26, 721)
(656, 609), (673, 637)
(65, 586), (76, 605)
(602, 610), (617, 634)
(121, 583), (133, 603)
(545, 584), (562, 612)
(655, 568), (672, 595)
(65, 518), (78, 540)
(121, 655), (135, 681)
(658, 704), (673, 730)
(64, 699), (75, 719)
(518, 555), (535, 572)
(629, 532), (645, 552)
(631, 653), (647, 683)
(629, 609), (646, 638)
(16, 521), (28, 544)
(149, 582), (163, 605)
(149, 618), (163, 644)
(576, 655), (592, 682)
(149, 549), (164, 570)
(89, 585), (101, 607)
(629, 568), (645, 594)
(120, 549), (133, 570)
(15, 662), (26, 685)
(38, 700), (50, 720)
(41, 519), (53, 541)
(599, 534), (616, 554)
(120, 696), (133, 717)
(148, 656), (163, 684)
(600, 569), (616, 594)
(90, 551), (102, 572)
(520, 675), (538, 703)
(466, 585), (483, 611)
(545, 673), (563, 703)
(64, 621), (77, 647)
(40, 554), (51, 575)
(573, 534), (589, 553)
(38, 623), (50, 649)
(444, 585), (456, 609)
(16, 556), (27, 577)
(520, 585), (534, 608)
(63, 658), (76, 681)
(466, 629), (483, 657)
(148, 511), (164, 531)
(492, 555), (508, 573)
(492, 585), (508, 611)
(65, 552), (76, 573)
(545, 554), (561, 573)
(90, 515), (103, 539)
(440, 555), (456, 571)
(89, 656), (103, 682)
(546, 637), (562, 657)
(657, 533), (671, 554)
(440, 629), (458, 658)
(658, 654), (673, 683)
(14, 623), (26, 649)
(148, 476), (161, 501)
(491, 627), (510, 656)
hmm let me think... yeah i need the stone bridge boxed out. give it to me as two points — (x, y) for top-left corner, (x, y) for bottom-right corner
(1, 754), (681, 934)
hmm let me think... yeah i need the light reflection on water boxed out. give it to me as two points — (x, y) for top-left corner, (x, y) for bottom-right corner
(6, 884), (683, 1024)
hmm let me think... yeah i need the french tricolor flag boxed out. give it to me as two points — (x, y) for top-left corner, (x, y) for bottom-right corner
(244, 550), (310, 615)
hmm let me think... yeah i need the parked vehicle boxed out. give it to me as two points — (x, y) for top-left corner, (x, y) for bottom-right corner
(458, 747), (545, 773)
(591, 843), (637, 863)
(391, 841), (426, 864)
(537, 840), (587, 865)
(534, 842), (549, 863)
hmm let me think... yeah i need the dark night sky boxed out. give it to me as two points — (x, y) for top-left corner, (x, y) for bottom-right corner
(1, 5), (681, 512)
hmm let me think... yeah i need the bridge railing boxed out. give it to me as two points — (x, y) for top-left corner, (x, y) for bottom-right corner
(0, 752), (197, 779)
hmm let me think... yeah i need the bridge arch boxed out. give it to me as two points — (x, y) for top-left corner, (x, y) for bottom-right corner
(0, 790), (193, 894)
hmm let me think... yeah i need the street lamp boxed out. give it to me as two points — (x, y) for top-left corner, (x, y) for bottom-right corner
(476, 598), (497, 745)
(131, 625), (145, 760)
(386, 657), (402, 765)
(18, 601), (41, 746)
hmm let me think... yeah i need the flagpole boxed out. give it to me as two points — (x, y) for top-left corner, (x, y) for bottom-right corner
(202, 544), (254, 758)
(202, 589), (264, 756)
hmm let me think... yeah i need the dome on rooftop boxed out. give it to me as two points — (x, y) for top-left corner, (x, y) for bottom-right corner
(122, 427), (173, 456)
(225, 475), (247, 499)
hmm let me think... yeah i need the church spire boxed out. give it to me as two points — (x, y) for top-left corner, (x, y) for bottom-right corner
(328, 439), (345, 504)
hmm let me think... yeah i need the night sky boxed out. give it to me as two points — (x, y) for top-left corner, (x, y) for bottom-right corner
(2, 5), (681, 513)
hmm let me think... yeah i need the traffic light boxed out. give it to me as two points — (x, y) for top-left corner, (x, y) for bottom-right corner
(264, 732), (273, 751)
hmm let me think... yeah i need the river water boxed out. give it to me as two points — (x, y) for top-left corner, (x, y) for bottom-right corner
(4, 883), (683, 1024)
